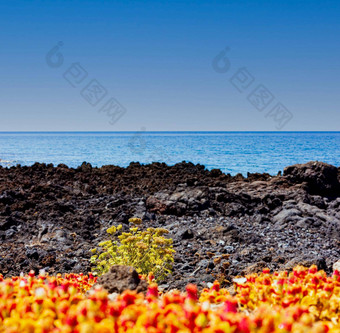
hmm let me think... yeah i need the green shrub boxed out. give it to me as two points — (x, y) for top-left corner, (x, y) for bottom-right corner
(90, 218), (175, 282)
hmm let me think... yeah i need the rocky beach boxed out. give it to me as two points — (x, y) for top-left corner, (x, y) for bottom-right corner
(0, 161), (339, 290)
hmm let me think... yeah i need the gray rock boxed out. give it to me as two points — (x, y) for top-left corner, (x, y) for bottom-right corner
(272, 208), (302, 224)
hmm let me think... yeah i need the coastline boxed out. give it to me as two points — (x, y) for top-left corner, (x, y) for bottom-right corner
(0, 160), (339, 290)
(1, 131), (339, 176)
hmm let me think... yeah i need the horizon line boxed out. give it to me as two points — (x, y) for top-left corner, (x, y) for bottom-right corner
(0, 131), (339, 133)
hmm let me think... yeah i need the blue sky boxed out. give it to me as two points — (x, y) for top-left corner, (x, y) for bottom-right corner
(1, 0), (339, 131)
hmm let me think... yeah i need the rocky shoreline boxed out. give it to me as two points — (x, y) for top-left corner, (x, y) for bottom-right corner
(0, 161), (339, 290)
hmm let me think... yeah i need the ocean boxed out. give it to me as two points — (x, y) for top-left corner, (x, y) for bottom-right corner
(0, 132), (339, 176)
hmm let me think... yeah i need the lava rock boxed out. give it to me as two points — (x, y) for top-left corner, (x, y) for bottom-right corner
(284, 161), (339, 196)
(181, 229), (194, 240)
(0, 160), (339, 290)
(95, 265), (148, 294)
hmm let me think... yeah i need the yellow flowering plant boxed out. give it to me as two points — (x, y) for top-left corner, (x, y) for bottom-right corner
(90, 218), (175, 282)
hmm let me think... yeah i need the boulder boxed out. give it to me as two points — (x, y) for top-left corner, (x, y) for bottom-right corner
(272, 208), (302, 224)
(95, 265), (148, 294)
(284, 161), (339, 196)
(284, 256), (327, 272)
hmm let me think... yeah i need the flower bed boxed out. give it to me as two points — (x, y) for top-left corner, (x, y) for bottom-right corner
(1, 265), (340, 332)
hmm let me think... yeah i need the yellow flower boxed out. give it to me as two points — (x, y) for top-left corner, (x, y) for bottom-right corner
(136, 242), (148, 250)
(91, 217), (174, 282)
(153, 237), (165, 245)
(155, 228), (169, 235)
(124, 236), (137, 243)
(129, 217), (142, 225)
(107, 226), (117, 234)
(99, 240), (110, 247)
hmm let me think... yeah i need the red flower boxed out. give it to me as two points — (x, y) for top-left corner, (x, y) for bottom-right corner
(236, 317), (250, 333)
(147, 283), (159, 301)
(224, 298), (238, 313)
(121, 290), (137, 306)
(212, 280), (220, 292)
(65, 314), (78, 327)
(308, 265), (318, 274)
(186, 284), (198, 301)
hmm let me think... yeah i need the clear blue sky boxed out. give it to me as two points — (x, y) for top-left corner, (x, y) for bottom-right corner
(1, 0), (339, 131)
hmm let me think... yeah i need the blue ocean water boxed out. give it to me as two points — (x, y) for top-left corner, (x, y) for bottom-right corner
(0, 132), (339, 176)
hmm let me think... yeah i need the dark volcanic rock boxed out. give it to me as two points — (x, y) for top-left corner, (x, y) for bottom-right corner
(0, 160), (339, 290)
(181, 229), (194, 240)
(284, 256), (328, 272)
(284, 161), (339, 196)
(96, 265), (148, 294)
